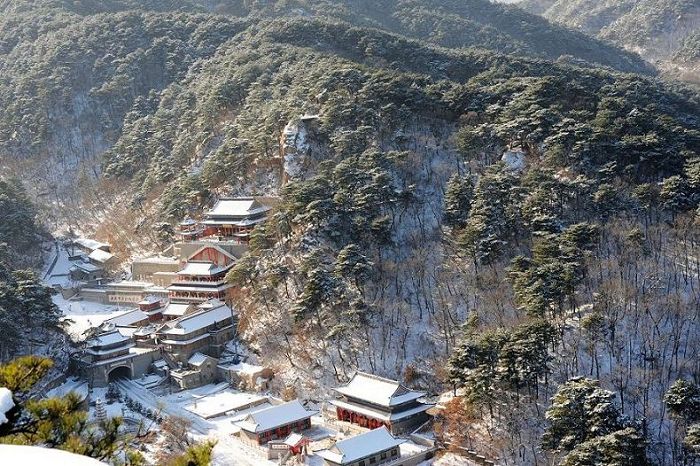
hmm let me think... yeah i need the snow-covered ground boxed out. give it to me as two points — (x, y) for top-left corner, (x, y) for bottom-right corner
(0, 445), (107, 465)
(54, 293), (125, 339)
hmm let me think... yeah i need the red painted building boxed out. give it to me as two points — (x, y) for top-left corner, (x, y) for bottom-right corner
(234, 400), (317, 446)
(167, 246), (236, 303)
(330, 372), (434, 434)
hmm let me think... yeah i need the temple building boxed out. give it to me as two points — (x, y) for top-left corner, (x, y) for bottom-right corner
(329, 372), (433, 434)
(156, 300), (237, 363)
(317, 427), (404, 466)
(136, 295), (166, 322)
(200, 197), (272, 243)
(167, 245), (236, 303)
(76, 329), (159, 387)
(234, 400), (317, 447)
(169, 352), (219, 389)
(177, 218), (204, 242)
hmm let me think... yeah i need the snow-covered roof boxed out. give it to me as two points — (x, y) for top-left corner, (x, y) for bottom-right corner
(334, 372), (425, 407)
(132, 256), (178, 264)
(317, 427), (403, 465)
(87, 329), (130, 348)
(284, 432), (305, 447)
(73, 238), (109, 251)
(206, 198), (271, 219)
(197, 298), (225, 309)
(161, 304), (235, 335)
(235, 400), (317, 433)
(105, 309), (148, 327)
(0, 388), (14, 425)
(0, 445), (107, 465)
(133, 325), (157, 337)
(71, 262), (101, 272)
(88, 249), (115, 264)
(177, 261), (229, 276)
(139, 295), (162, 305)
(188, 352), (215, 367)
(153, 359), (168, 369)
(166, 284), (231, 293)
(163, 302), (193, 317)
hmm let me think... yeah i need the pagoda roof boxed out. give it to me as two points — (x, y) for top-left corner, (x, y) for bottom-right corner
(329, 398), (432, 422)
(205, 198), (271, 219)
(334, 372), (426, 407)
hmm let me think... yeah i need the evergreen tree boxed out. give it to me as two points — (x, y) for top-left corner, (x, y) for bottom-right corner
(443, 174), (474, 229)
(460, 164), (520, 265)
(543, 377), (624, 452)
(0, 357), (143, 464)
(560, 427), (649, 466)
(665, 379), (700, 424)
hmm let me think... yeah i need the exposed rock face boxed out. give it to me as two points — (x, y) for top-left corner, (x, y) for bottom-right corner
(282, 116), (317, 181)
(502, 148), (526, 172)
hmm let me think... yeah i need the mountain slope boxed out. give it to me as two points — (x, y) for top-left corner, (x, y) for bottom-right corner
(1, 3), (699, 465)
(519, 0), (700, 82)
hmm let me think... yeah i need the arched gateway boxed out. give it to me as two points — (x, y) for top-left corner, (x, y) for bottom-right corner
(107, 365), (131, 383)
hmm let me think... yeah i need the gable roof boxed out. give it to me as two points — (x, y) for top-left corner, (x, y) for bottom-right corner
(186, 244), (237, 263)
(73, 238), (109, 251)
(188, 352), (216, 367)
(317, 427), (403, 465)
(87, 329), (130, 348)
(160, 303), (235, 335)
(162, 302), (194, 317)
(334, 372), (425, 407)
(105, 309), (148, 327)
(234, 400), (316, 433)
(89, 249), (115, 264)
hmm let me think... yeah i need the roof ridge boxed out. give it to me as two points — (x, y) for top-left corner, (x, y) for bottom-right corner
(354, 371), (404, 387)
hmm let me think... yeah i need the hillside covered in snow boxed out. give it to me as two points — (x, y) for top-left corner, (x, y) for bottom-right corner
(0, 0), (699, 465)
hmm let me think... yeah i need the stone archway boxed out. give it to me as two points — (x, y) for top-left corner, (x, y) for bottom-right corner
(107, 365), (132, 383)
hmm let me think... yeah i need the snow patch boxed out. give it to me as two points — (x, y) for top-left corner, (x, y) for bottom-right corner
(0, 388), (14, 425)
(0, 445), (107, 465)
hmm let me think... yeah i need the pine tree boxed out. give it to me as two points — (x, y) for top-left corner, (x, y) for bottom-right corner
(543, 377), (624, 452)
(684, 424), (700, 460)
(443, 174), (474, 229)
(459, 163), (520, 265)
(665, 379), (700, 424)
(560, 427), (649, 466)
(0, 357), (143, 462)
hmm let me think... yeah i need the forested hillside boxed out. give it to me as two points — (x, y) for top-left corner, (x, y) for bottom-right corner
(0, 0), (654, 231)
(1, 1), (699, 464)
(518, 0), (700, 83)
